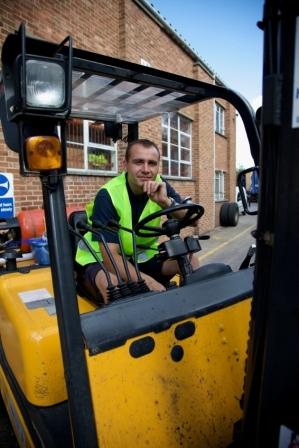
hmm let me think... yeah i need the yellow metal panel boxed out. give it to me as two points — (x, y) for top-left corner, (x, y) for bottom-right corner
(86, 298), (251, 447)
(0, 365), (34, 447)
(0, 268), (96, 406)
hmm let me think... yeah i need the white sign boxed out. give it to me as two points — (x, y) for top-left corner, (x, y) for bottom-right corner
(292, 17), (299, 127)
(18, 288), (52, 304)
(0, 172), (14, 218)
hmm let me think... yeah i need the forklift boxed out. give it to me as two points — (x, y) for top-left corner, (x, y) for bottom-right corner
(0, 0), (297, 446)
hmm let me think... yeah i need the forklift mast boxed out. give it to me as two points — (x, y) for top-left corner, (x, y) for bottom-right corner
(241, 0), (299, 445)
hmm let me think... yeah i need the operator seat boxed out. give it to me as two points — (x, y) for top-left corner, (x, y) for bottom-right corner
(190, 262), (232, 283)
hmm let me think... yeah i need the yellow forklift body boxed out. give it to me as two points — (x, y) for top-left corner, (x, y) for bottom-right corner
(0, 268), (95, 406)
(0, 365), (35, 447)
(0, 265), (251, 446)
(87, 299), (251, 447)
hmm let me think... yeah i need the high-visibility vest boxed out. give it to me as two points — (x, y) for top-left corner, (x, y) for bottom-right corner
(75, 172), (162, 266)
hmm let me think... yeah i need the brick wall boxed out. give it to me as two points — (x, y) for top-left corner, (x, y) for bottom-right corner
(214, 97), (237, 226)
(0, 0), (236, 233)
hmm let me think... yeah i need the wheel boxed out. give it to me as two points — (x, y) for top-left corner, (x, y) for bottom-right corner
(134, 203), (204, 238)
(220, 202), (239, 227)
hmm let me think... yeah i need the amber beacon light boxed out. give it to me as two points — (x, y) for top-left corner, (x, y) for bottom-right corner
(25, 135), (62, 170)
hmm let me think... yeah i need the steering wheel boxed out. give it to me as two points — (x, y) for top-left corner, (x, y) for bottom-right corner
(134, 203), (204, 238)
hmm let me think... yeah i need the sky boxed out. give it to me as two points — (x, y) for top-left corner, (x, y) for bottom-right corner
(149, 0), (264, 168)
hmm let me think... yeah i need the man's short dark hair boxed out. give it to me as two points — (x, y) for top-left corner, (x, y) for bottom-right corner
(125, 139), (160, 161)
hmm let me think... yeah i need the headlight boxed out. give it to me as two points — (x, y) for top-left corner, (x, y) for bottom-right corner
(26, 59), (65, 108)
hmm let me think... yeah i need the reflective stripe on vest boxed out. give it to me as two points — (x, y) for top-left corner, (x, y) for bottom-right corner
(76, 172), (162, 266)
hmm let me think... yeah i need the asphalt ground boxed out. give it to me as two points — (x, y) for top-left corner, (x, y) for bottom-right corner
(197, 212), (257, 271)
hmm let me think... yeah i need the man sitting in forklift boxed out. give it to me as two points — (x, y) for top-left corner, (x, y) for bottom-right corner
(75, 138), (199, 303)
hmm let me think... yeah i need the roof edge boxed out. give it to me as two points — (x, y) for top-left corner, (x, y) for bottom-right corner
(133, 0), (215, 79)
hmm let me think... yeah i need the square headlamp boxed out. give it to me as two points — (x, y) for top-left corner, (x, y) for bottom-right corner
(21, 56), (67, 113)
(25, 59), (65, 109)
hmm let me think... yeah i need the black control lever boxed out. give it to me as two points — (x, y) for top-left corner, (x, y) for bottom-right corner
(68, 225), (122, 301)
(92, 220), (144, 295)
(79, 221), (133, 298)
(239, 244), (256, 270)
(2, 249), (20, 272)
(104, 219), (149, 293)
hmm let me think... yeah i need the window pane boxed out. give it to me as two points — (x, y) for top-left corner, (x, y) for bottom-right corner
(67, 118), (83, 143)
(162, 126), (168, 142)
(162, 142), (168, 157)
(68, 143), (84, 169)
(181, 148), (191, 162)
(170, 129), (178, 145)
(162, 159), (169, 176)
(180, 115), (191, 133)
(170, 145), (178, 160)
(162, 113), (168, 126)
(89, 121), (112, 145)
(88, 148), (115, 171)
(214, 170), (225, 200)
(180, 163), (191, 178)
(66, 118), (116, 173)
(215, 103), (225, 135)
(170, 161), (179, 176)
(170, 113), (178, 129)
(160, 112), (192, 179)
(180, 134), (190, 148)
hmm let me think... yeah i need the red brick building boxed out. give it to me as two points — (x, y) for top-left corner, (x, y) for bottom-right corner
(0, 0), (236, 233)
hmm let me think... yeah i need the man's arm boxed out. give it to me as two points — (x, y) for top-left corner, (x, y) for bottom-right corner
(99, 242), (166, 292)
(143, 180), (190, 220)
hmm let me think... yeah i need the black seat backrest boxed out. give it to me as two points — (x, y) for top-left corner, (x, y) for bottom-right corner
(68, 210), (87, 259)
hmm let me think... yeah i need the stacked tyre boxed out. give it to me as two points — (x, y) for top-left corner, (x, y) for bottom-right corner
(220, 202), (239, 227)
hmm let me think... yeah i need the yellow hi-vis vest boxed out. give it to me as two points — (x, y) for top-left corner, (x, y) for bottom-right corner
(75, 172), (163, 266)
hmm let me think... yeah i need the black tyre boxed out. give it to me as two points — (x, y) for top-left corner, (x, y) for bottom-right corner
(220, 202), (239, 227)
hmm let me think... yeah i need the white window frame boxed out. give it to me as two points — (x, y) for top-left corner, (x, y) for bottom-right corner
(67, 119), (118, 175)
(214, 170), (225, 201)
(161, 113), (192, 179)
(215, 102), (225, 135)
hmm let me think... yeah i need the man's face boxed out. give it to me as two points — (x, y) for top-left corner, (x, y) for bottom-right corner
(124, 143), (160, 194)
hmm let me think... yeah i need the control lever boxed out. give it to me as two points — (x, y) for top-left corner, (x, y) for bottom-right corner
(68, 224), (122, 301)
(104, 219), (149, 293)
(239, 244), (256, 270)
(92, 220), (142, 295)
(197, 234), (210, 240)
(2, 249), (20, 272)
(79, 221), (132, 298)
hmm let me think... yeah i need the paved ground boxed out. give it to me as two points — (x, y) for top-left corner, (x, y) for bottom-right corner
(197, 211), (257, 271)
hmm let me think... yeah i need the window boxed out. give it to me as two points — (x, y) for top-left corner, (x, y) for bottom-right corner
(215, 102), (225, 135)
(215, 170), (225, 201)
(161, 113), (192, 178)
(66, 119), (117, 174)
